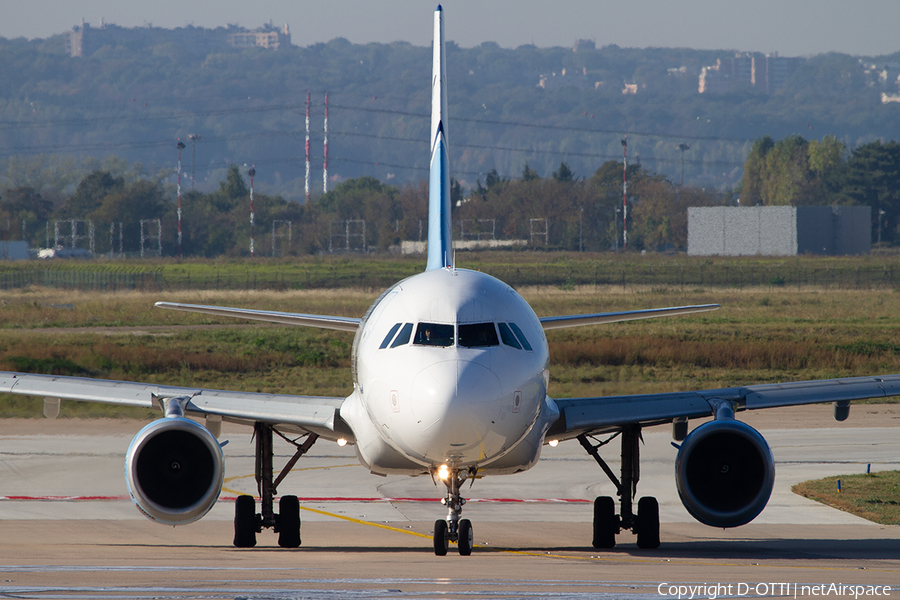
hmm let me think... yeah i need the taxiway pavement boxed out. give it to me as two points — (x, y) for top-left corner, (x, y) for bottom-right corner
(0, 405), (898, 599)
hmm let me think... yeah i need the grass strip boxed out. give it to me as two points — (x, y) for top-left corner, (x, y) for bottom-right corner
(4, 251), (900, 291)
(792, 471), (900, 525)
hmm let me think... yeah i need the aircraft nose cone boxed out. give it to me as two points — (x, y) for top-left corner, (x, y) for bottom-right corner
(409, 360), (503, 460)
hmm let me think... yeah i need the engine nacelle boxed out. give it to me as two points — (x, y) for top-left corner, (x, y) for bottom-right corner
(675, 419), (774, 528)
(125, 417), (224, 525)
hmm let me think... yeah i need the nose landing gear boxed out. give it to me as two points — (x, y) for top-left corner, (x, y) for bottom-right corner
(432, 466), (475, 556)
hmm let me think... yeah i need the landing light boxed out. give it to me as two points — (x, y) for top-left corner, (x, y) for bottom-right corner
(337, 438), (348, 447)
(437, 464), (450, 481)
(548, 439), (559, 447)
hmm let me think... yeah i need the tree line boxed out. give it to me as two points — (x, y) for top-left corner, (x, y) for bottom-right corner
(2, 133), (896, 255)
(740, 136), (900, 244)
(0, 159), (725, 256)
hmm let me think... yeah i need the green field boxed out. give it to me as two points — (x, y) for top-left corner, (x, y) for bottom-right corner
(2, 262), (900, 417)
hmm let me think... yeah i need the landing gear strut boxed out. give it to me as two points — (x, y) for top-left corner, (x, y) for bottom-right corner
(432, 466), (475, 556)
(578, 425), (660, 550)
(233, 422), (318, 548)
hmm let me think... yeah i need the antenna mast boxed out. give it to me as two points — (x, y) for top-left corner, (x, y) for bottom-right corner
(305, 91), (311, 201)
(176, 139), (185, 257)
(323, 93), (328, 194)
(248, 166), (256, 257)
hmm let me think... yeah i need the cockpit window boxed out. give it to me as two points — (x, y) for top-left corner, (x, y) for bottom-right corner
(508, 322), (533, 351)
(459, 322), (499, 348)
(414, 323), (454, 347)
(497, 322), (521, 349)
(379, 323), (402, 349)
(390, 323), (414, 348)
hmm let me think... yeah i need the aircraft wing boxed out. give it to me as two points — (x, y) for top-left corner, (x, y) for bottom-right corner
(0, 371), (349, 440)
(548, 374), (900, 439)
(154, 302), (361, 332)
(539, 304), (719, 330)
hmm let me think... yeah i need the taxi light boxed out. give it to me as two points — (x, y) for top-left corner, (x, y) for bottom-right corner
(337, 438), (348, 447)
(437, 464), (450, 481)
(548, 439), (559, 447)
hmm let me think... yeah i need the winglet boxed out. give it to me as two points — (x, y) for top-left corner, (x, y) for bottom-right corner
(426, 4), (452, 271)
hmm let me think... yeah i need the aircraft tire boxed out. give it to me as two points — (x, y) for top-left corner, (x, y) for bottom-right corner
(233, 494), (257, 548)
(433, 519), (449, 556)
(277, 495), (301, 548)
(457, 519), (473, 556)
(636, 496), (660, 549)
(592, 496), (617, 549)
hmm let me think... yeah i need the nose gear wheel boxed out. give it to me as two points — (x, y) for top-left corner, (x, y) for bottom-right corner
(432, 466), (476, 556)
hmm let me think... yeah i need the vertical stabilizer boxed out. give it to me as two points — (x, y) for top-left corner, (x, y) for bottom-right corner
(427, 5), (452, 271)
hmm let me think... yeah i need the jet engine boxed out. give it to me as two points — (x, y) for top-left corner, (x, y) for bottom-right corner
(674, 419), (774, 528)
(125, 417), (224, 525)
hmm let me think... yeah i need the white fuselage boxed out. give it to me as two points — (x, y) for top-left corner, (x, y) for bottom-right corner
(340, 268), (558, 477)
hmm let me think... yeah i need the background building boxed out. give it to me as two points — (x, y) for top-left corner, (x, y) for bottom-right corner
(67, 21), (290, 57)
(227, 24), (291, 50)
(698, 52), (802, 94)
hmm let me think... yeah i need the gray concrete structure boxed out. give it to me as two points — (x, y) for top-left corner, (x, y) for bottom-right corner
(0, 241), (30, 260)
(688, 206), (871, 256)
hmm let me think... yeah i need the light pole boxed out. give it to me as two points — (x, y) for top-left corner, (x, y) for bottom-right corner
(621, 137), (628, 251)
(579, 207), (583, 252)
(677, 143), (690, 193)
(878, 209), (886, 247)
(614, 207), (620, 252)
(188, 134), (201, 190)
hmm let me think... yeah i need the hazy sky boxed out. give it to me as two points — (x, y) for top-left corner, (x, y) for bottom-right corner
(4, 0), (899, 57)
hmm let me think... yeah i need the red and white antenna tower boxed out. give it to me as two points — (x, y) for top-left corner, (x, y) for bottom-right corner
(176, 139), (185, 257)
(248, 165), (256, 257)
(305, 91), (311, 201)
(323, 92), (329, 194)
(621, 136), (628, 251)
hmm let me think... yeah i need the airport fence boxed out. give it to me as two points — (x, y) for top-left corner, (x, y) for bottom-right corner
(0, 260), (899, 292)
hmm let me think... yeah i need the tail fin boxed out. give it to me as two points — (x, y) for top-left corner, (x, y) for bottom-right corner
(426, 4), (452, 271)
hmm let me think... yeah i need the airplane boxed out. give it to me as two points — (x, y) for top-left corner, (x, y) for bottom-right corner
(3, 5), (900, 557)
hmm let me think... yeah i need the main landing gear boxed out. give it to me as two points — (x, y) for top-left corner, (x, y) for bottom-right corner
(233, 422), (319, 548)
(577, 425), (660, 550)
(432, 466), (476, 556)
